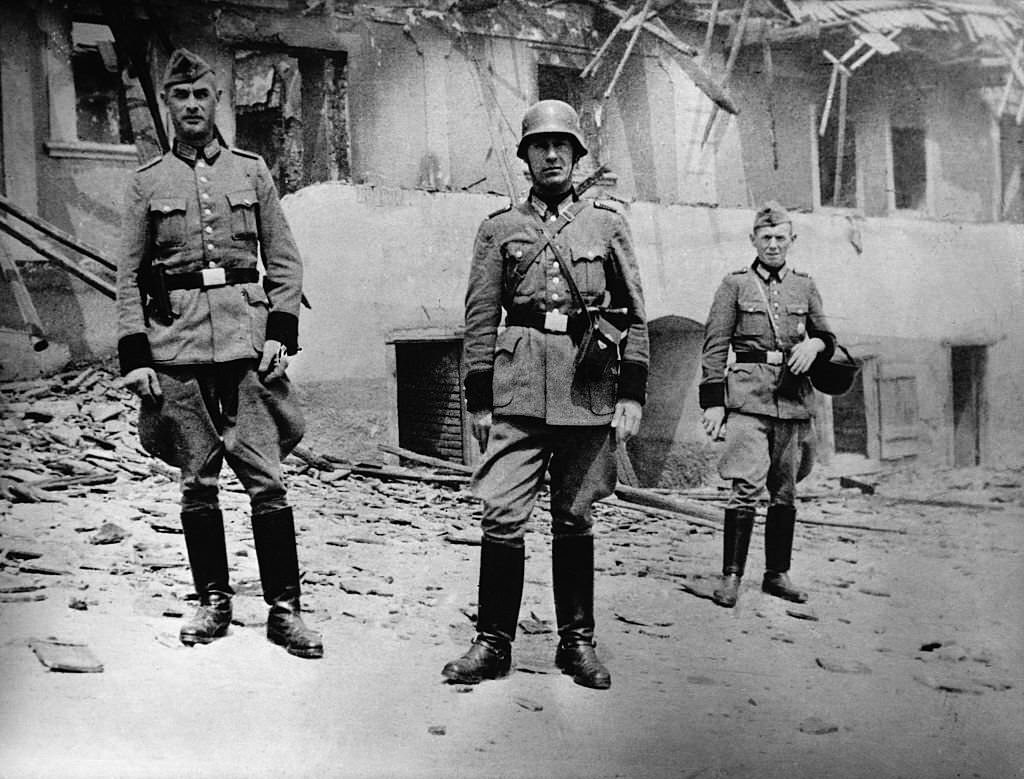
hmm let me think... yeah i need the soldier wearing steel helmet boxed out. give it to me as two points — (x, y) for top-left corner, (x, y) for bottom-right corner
(699, 201), (836, 609)
(442, 100), (650, 689)
(115, 48), (322, 658)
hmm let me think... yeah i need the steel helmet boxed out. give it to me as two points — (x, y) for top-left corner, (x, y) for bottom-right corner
(517, 100), (588, 160)
(810, 343), (861, 396)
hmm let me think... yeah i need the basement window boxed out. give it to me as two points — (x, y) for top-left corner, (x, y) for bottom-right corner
(891, 125), (927, 211)
(72, 22), (131, 145)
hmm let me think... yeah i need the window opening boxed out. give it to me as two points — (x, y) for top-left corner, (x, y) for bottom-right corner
(891, 125), (926, 210)
(72, 21), (131, 145)
(234, 50), (350, 196)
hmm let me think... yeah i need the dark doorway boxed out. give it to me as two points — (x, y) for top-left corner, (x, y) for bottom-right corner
(952, 345), (986, 466)
(233, 49), (350, 196)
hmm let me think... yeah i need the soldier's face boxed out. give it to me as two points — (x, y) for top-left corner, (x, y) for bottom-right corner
(525, 135), (576, 194)
(163, 74), (219, 144)
(750, 223), (795, 268)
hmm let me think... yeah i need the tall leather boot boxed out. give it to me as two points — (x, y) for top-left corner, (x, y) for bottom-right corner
(553, 534), (610, 690)
(252, 507), (324, 659)
(762, 504), (808, 603)
(179, 509), (234, 646)
(442, 538), (524, 684)
(711, 507), (755, 608)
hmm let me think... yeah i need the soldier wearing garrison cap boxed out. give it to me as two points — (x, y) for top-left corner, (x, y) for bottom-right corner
(115, 48), (322, 658)
(699, 201), (836, 609)
(442, 100), (649, 690)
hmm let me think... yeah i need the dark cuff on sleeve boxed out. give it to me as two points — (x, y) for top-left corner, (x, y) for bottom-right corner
(266, 311), (299, 354)
(117, 333), (153, 376)
(617, 361), (648, 405)
(464, 370), (493, 413)
(699, 382), (726, 409)
(809, 328), (836, 363)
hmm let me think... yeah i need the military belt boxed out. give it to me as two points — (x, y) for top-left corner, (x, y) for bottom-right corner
(735, 350), (786, 365)
(164, 267), (259, 290)
(505, 309), (588, 337)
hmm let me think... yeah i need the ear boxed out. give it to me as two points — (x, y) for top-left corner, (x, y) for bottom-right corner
(748, 232), (757, 247)
(159, 90), (168, 107)
(790, 232), (798, 245)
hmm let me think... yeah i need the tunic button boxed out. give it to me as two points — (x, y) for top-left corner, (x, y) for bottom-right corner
(201, 193), (210, 200)
(208, 261), (216, 268)
(552, 293), (560, 301)
(197, 161), (206, 168)
(207, 243), (215, 250)
(203, 208), (212, 216)
(204, 226), (213, 234)
(200, 176), (208, 183)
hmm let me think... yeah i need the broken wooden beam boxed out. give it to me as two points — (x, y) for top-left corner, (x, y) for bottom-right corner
(378, 443), (474, 475)
(350, 465), (470, 486)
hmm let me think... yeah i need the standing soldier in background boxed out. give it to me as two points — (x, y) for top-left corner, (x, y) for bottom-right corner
(116, 49), (322, 659)
(699, 202), (835, 610)
(443, 100), (649, 689)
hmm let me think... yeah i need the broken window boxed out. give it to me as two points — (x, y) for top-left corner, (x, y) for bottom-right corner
(536, 62), (600, 175)
(233, 50), (350, 196)
(891, 124), (927, 211)
(71, 21), (131, 145)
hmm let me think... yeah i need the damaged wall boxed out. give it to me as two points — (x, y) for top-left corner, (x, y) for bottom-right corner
(283, 183), (1024, 469)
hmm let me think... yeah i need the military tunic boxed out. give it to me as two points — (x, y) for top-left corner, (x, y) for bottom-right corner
(115, 140), (305, 514)
(463, 191), (649, 542)
(700, 260), (835, 507)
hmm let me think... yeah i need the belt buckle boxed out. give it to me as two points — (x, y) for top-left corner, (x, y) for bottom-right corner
(543, 311), (568, 333)
(201, 267), (227, 287)
(766, 350), (784, 365)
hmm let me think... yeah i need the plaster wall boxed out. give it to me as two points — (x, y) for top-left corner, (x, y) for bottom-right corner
(284, 184), (1024, 465)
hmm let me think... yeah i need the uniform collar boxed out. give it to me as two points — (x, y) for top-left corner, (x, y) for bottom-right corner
(753, 259), (789, 283)
(528, 188), (577, 220)
(172, 138), (222, 165)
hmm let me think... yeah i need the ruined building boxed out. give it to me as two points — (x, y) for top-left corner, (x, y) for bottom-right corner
(1, 0), (1022, 482)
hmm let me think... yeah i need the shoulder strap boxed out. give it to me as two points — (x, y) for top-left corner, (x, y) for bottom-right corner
(750, 273), (781, 347)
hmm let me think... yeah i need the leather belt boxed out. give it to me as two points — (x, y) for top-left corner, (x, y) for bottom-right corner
(735, 350), (785, 365)
(164, 267), (259, 290)
(505, 310), (588, 337)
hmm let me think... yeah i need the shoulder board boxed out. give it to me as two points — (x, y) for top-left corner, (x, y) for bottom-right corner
(134, 155), (163, 173)
(592, 198), (624, 214)
(487, 203), (513, 219)
(791, 268), (810, 277)
(230, 147), (261, 160)
(730, 267), (749, 275)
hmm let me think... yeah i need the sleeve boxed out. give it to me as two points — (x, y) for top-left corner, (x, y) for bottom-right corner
(115, 174), (153, 375)
(462, 221), (503, 413)
(806, 278), (836, 363)
(254, 158), (304, 354)
(699, 277), (737, 409)
(608, 212), (649, 405)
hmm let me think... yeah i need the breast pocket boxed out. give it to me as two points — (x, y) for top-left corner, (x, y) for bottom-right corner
(786, 304), (808, 340)
(737, 302), (769, 336)
(227, 190), (259, 240)
(570, 247), (608, 297)
(149, 198), (187, 249)
(501, 238), (541, 297)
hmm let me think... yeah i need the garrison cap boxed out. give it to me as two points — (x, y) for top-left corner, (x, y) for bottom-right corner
(162, 48), (214, 89)
(752, 200), (792, 230)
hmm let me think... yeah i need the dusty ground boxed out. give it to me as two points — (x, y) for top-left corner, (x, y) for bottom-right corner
(1, 370), (1022, 779)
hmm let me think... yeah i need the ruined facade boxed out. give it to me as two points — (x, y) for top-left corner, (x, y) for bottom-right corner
(1, 0), (1023, 480)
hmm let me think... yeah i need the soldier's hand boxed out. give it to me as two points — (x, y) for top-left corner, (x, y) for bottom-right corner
(612, 399), (642, 444)
(702, 406), (727, 441)
(119, 367), (162, 405)
(788, 337), (825, 375)
(258, 340), (289, 384)
(472, 410), (492, 453)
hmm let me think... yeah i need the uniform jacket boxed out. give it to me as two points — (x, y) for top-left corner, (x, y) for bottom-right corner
(116, 139), (303, 373)
(464, 191), (649, 426)
(700, 261), (834, 420)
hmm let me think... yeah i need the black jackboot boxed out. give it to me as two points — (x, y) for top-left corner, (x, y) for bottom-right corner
(553, 535), (610, 690)
(712, 507), (755, 608)
(179, 509), (234, 646)
(762, 504), (808, 603)
(252, 507), (324, 659)
(442, 539), (525, 684)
